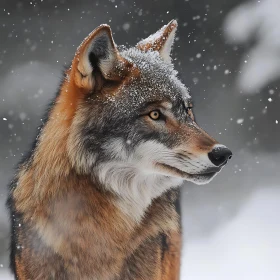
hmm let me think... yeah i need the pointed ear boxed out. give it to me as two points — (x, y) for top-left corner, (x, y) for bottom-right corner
(72, 24), (132, 90)
(136, 20), (178, 63)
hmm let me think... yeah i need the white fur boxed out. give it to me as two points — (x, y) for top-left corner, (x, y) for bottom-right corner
(159, 27), (177, 63)
(95, 139), (219, 222)
(96, 161), (182, 222)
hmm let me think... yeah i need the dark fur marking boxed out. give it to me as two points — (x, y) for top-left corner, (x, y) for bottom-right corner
(174, 189), (181, 220)
(160, 233), (169, 261)
(92, 34), (109, 59)
(6, 183), (20, 277)
(89, 34), (109, 71)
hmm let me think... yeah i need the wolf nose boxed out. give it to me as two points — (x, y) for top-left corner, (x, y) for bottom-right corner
(208, 145), (232, 166)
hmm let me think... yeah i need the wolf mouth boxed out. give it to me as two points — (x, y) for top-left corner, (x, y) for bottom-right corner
(157, 163), (221, 179)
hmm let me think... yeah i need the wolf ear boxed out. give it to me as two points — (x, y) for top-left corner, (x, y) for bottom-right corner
(73, 24), (132, 90)
(136, 20), (178, 63)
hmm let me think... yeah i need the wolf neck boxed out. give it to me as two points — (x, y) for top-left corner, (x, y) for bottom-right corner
(32, 129), (183, 224)
(95, 162), (183, 222)
(21, 87), (182, 224)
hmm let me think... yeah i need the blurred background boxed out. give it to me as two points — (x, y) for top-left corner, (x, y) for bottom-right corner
(0, 0), (279, 279)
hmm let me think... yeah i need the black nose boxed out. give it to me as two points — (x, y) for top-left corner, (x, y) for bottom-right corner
(208, 145), (232, 166)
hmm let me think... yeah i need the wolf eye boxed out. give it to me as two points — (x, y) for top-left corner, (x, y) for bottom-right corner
(149, 110), (161, 120)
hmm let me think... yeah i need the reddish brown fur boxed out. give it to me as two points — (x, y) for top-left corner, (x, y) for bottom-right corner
(10, 23), (218, 280)
(11, 29), (182, 280)
(161, 232), (182, 280)
(13, 166), (180, 279)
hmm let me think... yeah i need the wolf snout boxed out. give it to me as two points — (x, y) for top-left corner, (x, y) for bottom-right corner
(208, 144), (232, 167)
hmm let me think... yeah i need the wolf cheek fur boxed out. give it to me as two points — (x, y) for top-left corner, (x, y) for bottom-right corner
(8, 20), (232, 279)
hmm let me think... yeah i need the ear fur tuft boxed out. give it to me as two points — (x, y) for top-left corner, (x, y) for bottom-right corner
(72, 24), (132, 90)
(137, 20), (178, 63)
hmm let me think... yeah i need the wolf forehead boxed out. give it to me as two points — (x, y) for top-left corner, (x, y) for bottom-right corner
(100, 48), (191, 113)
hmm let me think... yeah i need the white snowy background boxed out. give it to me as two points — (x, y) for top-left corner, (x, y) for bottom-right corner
(0, 0), (279, 279)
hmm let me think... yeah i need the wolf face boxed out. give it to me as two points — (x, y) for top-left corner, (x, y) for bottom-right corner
(65, 21), (232, 219)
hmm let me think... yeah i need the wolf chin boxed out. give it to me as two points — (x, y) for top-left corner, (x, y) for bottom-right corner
(7, 20), (232, 280)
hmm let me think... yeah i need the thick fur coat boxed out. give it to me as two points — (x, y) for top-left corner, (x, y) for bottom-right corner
(7, 20), (231, 279)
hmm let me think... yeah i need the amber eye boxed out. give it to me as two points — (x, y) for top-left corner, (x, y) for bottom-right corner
(149, 110), (161, 120)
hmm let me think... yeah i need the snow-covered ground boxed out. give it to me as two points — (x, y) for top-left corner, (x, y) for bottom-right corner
(181, 187), (280, 280)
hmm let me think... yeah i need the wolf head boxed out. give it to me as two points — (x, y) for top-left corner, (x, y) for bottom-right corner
(61, 21), (232, 218)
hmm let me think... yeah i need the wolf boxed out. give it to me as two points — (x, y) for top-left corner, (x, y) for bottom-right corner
(7, 20), (232, 280)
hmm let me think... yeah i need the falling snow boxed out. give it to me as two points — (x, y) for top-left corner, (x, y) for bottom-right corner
(236, 118), (244, 124)
(0, 1), (279, 279)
